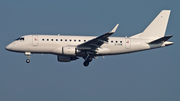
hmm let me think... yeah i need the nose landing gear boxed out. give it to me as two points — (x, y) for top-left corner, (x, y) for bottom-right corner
(26, 59), (30, 63)
(25, 52), (31, 63)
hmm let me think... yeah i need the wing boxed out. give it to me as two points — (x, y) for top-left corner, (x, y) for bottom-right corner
(77, 24), (119, 50)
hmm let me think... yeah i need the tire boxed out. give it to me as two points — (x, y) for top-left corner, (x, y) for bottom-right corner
(83, 61), (89, 67)
(26, 59), (30, 63)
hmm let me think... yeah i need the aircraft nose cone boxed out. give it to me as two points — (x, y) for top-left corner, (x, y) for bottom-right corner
(5, 45), (10, 50)
(5, 44), (13, 51)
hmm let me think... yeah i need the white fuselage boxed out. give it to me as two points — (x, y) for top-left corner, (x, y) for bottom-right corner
(6, 35), (172, 57)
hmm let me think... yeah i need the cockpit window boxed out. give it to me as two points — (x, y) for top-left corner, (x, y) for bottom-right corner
(15, 38), (20, 40)
(20, 37), (24, 41)
(16, 37), (24, 41)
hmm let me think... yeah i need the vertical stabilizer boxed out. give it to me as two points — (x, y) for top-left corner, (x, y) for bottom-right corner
(131, 10), (171, 39)
(141, 10), (171, 39)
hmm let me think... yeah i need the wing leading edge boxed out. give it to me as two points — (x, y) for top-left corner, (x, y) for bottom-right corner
(77, 24), (119, 50)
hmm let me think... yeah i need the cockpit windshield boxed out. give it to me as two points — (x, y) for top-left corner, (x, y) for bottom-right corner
(15, 37), (24, 41)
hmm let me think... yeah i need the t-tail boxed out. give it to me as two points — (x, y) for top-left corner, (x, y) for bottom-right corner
(131, 10), (173, 46)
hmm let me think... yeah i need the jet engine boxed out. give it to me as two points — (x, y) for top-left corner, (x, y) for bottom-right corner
(57, 55), (78, 62)
(62, 46), (79, 55)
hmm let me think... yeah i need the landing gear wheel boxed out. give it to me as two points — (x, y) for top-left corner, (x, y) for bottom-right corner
(83, 61), (89, 67)
(87, 57), (92, 62)
(26, 59), (30, 63)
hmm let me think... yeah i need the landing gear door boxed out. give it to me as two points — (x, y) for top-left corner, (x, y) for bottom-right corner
(125, 37), (131, 49)
(32, 35), (38, 46)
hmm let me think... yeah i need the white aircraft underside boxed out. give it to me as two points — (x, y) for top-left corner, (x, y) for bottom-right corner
(6, 10), (173, 66)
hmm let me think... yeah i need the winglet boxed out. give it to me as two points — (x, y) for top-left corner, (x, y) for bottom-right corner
(110, 24), (119, 33)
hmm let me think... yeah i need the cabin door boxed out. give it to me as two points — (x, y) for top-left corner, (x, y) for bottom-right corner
(32, 35), (38, 46)
(125, 37), (131, 49)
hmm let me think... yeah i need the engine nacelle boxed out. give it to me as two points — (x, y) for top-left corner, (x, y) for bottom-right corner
(57, 55), (78, 62)
(62, 46), (78, 55)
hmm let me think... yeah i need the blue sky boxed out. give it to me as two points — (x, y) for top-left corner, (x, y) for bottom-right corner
(1, 0), (180, 101)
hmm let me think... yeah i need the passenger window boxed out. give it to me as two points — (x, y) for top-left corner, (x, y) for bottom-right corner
(84, 40), (86, 42)
(70, 39), (72, 42)
(79, 40), (81, 42)
(42, 39), (44, 41)
(60, 39), (63, 41)
(47, 39), (49, 41)
(116, 41), (118, 43)
(74, 40), (76, 42)
(120, 41), (122, 43)
(56, 39), (58, 41)
(111, 41), (113, 43)
(65, 39), (67, 41)
(51, 39), (53, 41)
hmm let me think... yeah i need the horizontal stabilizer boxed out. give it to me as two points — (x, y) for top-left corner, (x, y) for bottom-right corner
(148, 35), (173, 44)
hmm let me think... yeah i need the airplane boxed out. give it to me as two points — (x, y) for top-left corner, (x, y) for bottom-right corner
(6, 10), (173, 66)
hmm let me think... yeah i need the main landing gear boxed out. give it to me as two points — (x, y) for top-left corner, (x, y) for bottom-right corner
(25, 52), (31, 63)
(83, 56), (93, 67)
